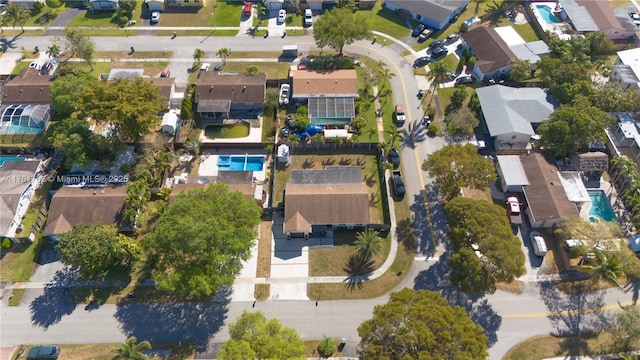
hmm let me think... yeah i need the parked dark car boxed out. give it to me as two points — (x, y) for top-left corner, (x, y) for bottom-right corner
(417, 29), (433, 43)
(430, 47), (448, 60)
(413, 56), (430, 68)
(429, 39), (446, 50)
(388, 148), (400, 168)
(446, 33), (460, 43)
(411, 24), (426, 37)
(392, 171), (405, 197)
(27, 346), (59, 360)
(455, 75), (474, 85)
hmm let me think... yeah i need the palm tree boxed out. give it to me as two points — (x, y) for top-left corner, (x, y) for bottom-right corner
(426, 61), (449, 107)
(112, 336), (152, 360)
(354, 228), (384, 259)
(584, 252), (624, 288)
(216, 47), (230, 66)
(183, 138), (200, 155)
(0, 12), (7, 33)
(46, 44), (61, 59)
(4, 4), (30, 32)
(385, 124), (404, 148)
(375, 61), (395, 91)
(193, 48), (205, 64)
(245, 65), (259, 75)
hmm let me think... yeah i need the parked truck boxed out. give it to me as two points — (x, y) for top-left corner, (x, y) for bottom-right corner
(506, 196), (523, 225)
(392, 171), (405, 197)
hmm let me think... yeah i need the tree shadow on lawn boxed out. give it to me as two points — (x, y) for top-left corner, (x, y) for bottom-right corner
(343, 253), (374, 291)
(115, 286), (231, 352)
(413, 250), (501, 347)
(29, 267), (80, 329)
(538, 280), (611, 337)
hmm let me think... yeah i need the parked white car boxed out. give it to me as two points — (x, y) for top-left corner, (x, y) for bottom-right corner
(150, 11), (160, 24)
(278, 9), (286, 24)
(279, 84), (290, 105)
(304, 9), (313, 26)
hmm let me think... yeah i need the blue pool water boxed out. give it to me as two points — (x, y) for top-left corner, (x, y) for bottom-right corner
(0, 156), (25, 167)
(218, 156), (265, 172)
(588, 190), (617, 222)
(536, 5), (559, 23)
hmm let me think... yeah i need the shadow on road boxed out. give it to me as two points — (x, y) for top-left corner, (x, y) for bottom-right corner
(539, 280), (611, 337)
(29, 268), (79, 329)
(114, 287), (231, 352)
(410, 184), (448, 256)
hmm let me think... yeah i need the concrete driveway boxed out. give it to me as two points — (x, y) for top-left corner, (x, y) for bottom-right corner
(231, 243), (258, 302)
(269, 214), (310, 300)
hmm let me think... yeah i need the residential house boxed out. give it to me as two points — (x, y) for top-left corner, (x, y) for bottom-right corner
(610, 48), (640, 92)
(195, 72), (267, 119)
(88, 0), (119, 11)
(520, 153), (580, 228)
(165, 0), (202, 9)
(290, 69), (358, 126)
(145, 0), (165, 11)
(606, 113), (640, 169)
(496, 155), (529, 193)
(42, 186), (128, 237)
(475, 85), (557, 151)
(559, 0), (634, 40)
(0, 160), (42, 238)
(494, 26), (551, 66)
(462, 26), (516, 81)
(284, 167), (370, 238)
(1, 68), (54, 134)
(384, 0), (468, 31)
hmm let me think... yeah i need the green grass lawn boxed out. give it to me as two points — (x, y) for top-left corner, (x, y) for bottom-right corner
(503, 332), (618, 360)
(23, 6), (66, 26)
(212, 1), (242, 27)
(309, 230), (391, 276)
(0, 238), (44, 282)
(220, 62), (290, 79)
(437, 86), (476, 115)
(367, 3), (415, 40)
(158, 0), (215, 27)
(429, 53), (460, 73)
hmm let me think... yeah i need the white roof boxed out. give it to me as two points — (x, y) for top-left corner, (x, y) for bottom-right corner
(497, 155), (529, 186)
(616, 113), (640, 150)
(161, 112), (178, 127)
(557, 171), (590, 202)
(494, 26), (525, 46)
(323, 129), (349, 139)
(277, 144), (290, 157)
(617, 48), (640, 84)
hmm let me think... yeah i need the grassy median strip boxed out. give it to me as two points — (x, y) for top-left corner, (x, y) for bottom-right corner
(504, 332), (616, 360)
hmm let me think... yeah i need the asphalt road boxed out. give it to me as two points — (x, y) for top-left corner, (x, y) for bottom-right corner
(2, 33), (640, 359)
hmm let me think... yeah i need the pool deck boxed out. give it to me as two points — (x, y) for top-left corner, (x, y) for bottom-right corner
(579, 179), (637, 235)
(530, 3), (572, 36)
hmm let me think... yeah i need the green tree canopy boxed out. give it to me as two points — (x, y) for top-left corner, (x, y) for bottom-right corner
(422, 144), (496, 201)
(4, 4), (30, 31)
(354, 228), (384, 259)
(510, 58), (531, 82)
(57, 224), (142, 280)
(50, 73), (99, 118)
(111, 336), (151, 360)
(63, 29), (96, 70)
(46, 117), (116, 168)
(313, 7), (370, 55)
(537, 95), (616, 157)
(610, 306), (640, 352)
(218, 311), (305, 360)
(587, 31), (616, 56)
(358, 288), (488, 359)
(78, 77), (164, 143)
(590, 82), (640, 113)
(144, 183), (262, 297)
(445, 197), (525, 293)
(445, 107), (478, 136)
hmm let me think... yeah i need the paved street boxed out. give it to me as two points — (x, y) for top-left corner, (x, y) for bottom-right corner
(2, 32), (640, 359)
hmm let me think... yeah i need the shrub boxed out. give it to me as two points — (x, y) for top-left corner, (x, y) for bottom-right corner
(1, 237), (12, 250)
(46, 0), (62, 7)
(32, 1), (45, 14)
(119, 163), (131, 174)
(181, 98), (192, 120)
(317, 337), (335, 358)
(427, 123), (441, 136)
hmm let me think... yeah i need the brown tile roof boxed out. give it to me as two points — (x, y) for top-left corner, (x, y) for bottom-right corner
(42, 185), (127, 236)
(520, 153), (579, 224)
(462, 27), (516, 73)
(290, 69), (358, 97)
(145, 77), (175, 104)
(576, 0), (623, 31)
(284, 183), (369, 233)
(195, 72), (266, 104)
(2, 69), (55, 104)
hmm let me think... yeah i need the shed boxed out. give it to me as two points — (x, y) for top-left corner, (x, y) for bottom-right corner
(276, 144), (290, 166)
(161, 111), (178, 135)
(461, 17), (481, 32)
(323, 129), (349, 140)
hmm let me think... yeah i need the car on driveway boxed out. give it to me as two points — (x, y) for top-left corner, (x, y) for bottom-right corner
(150, 11), (160, 24)
(29, 62), (41, 70)
(446, 33), (460, 43)
(278, 84), (290, 105)
(430, 47), (448, 60)
(417, 29), (433, 43)
(388, 148), (400, 168)
(243, 2), (252, 17)
(411, 23), (426, 37)
(278, 9), (286, 23)
(304, 8), (313, 26)
(429, 39), (446, 50)
(455, 75), (474, 85)
(413, 56), (430, 68)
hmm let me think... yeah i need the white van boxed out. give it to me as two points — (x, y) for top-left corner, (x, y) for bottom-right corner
(529, 231), (548, 257)
(304, 9), (313, 26)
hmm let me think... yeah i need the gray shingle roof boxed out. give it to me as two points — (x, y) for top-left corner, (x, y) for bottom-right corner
(476, 85), (557, 137)
(386, 0), (468, 23)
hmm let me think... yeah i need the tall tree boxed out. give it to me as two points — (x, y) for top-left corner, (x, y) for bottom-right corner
(445, 197), (525, 293)
(587, 31), (616, 56)
(590, 82), (640, 113)
(445, 107), (479, 136)
(375, 60), (395, 91)
(193, 48), (205, 63)
(609, 306), (640, 352)
(4, 4), (30, 32)
(216, 47), (230, 65)
(313, 7), (370, 55)
(358, 288), (488, 359)
(584, 252), (624, 288)
(78, 77), (164, 143)
(537, 95), (615, 158)
(144, 183), (262, 297)
(354, 228), (383, 259)
(57, 224), (142, 280)
(111, 336), (151, 360)
(218, 311), (305, 360)
(422, 144), (496, 201)
(510, 58), (531, 82)
(46, 116), (115, 167)
(426, 61), (449, 107)
(63, 29), (96, 70)
(50, 72), (99, 118)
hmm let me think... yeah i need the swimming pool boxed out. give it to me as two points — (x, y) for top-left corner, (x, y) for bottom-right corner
(588, 190), (617, 222)
(218, 155), (265, 172)
(0, 156), (25, 167)
(536, 5), (559, 24)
